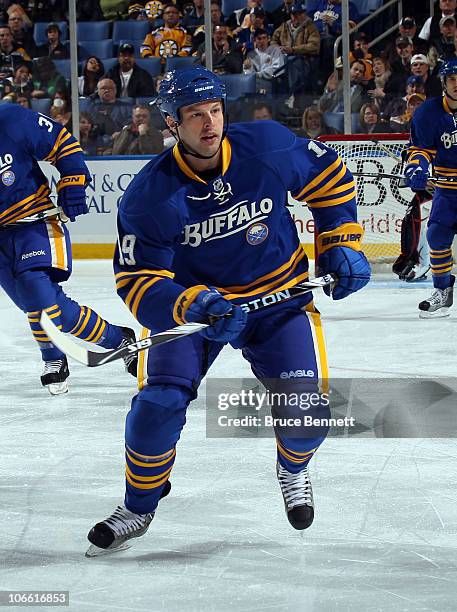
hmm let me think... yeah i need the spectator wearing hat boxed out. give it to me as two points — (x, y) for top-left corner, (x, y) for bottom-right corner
(410, 53), (441, 97)
(390, 92), (426, 132)
(384, 17), (428, 68)
(78, 56), (105, 97)
(428, 15), (456, 63)
(243, 28), (284, 93)
(419, 0), (457, 44)
(36, 22), (69, 59)
(382, 74), (425, 122)
(238, 7), (273, 53)
(271, 2), (320, 100)
(382, 35), (415, 99)
(105, 43), (155, 98)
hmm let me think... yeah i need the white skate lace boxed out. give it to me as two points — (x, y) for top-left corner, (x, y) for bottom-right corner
(277, 464), (313, 509)
(104, 505), (150, 537)
(42, 359), (64, 375)
(428, 289), (446, 306)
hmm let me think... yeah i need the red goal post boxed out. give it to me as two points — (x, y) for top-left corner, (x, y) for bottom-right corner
(317, 133), (411, 264)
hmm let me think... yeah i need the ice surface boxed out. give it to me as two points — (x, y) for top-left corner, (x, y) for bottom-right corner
(1, 262), (456, 611)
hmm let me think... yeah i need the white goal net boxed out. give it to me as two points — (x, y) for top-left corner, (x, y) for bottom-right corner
(319, 133), (411, 263)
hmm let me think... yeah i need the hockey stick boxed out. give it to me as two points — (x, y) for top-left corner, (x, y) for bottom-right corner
(352, 172), (405, 180)
(39, 274), (337, 368)
(352, 172), (456, 188)
(15, 206), (68, 223)
(372, 140), (403, 163)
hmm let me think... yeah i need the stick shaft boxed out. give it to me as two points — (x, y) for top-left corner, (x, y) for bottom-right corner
(40, 274), (336, 367)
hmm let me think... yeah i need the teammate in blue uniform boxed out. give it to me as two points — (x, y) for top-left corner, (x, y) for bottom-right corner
(405, 58), (457, 317)
(86, 67), (370, 556)
(0, 103), (137, 394)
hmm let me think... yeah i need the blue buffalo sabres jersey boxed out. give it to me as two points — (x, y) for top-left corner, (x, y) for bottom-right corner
(114, 120), (358, 332)
(0, 103), (86, 226)
(407, 96), (457, 189)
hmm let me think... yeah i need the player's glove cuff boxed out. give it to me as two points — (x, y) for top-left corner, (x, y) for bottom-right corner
(56, 174), (87, 192)
(173, 285), (211, 324)
(316, 222), (364, 256)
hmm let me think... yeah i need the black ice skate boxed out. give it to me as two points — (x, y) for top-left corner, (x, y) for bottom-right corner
(419, 276), (454, 318)
(276, 462), (314, 530)
(118, 327), (138, 377)
(86, 481), (171, 557)
(40, 356), (69, 395)
(405, 264), (430, 283)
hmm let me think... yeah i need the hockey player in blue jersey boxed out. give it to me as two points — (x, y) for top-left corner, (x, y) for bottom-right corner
(0, 103), (138, 394)
(86, 67), (370, 556)
(405, 58), (457, 317)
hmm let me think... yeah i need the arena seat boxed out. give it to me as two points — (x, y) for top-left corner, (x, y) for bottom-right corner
(76, 21), (110, 41)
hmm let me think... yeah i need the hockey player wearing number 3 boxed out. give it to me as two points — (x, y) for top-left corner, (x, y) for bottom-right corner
(86, 67), (370, 556)
(0, 104), (138, 394)
(405, 58), (457, 317)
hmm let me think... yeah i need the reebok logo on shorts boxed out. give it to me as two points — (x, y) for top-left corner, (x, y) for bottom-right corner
(21, 249), (46, 260)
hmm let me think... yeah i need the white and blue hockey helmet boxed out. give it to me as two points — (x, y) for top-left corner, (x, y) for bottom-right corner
(157, 67), (226, 125)
(439, 58), (457, 88)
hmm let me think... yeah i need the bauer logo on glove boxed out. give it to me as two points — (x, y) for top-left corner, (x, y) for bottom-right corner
(317, 222), (371, 300)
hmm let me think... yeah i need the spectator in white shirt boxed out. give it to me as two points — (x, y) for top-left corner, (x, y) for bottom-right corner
(243, 28), (284, 93)
(419, 0), (457, 42)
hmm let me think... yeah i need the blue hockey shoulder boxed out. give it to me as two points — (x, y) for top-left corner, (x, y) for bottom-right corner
(227, 121), (296, 158)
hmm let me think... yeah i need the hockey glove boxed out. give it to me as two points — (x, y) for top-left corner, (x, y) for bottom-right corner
(174, 286), (247, 343)
(404, 164), (429, 191)
(317, 223), (371, 300)
(56, 174), (88, 222)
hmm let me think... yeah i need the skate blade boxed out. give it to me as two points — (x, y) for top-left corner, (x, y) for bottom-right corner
(419, 308), (450, 319)
(85, 542), (131, 558)
(406, 275), (428, 283)
(46, 382), (69, 395)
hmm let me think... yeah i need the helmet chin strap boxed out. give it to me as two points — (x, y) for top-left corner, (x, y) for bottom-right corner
(445, 89), (457, 103)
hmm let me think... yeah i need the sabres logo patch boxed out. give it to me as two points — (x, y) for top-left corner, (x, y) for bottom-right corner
(2, 170), (15, 186)
(246, 222), (268, 245)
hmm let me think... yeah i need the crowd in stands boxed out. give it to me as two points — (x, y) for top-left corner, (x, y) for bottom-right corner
(0, 0), (450, 155)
